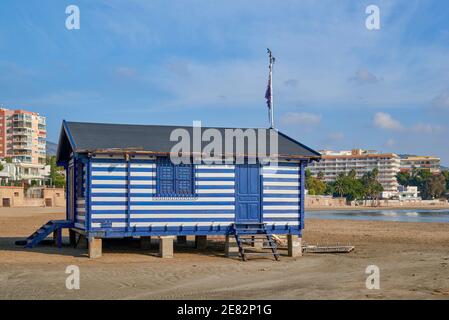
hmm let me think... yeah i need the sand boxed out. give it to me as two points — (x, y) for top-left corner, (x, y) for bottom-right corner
(1, 207), (449, 300)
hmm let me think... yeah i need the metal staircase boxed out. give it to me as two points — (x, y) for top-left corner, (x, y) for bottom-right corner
(24, 220), (74, 248)
(231, 223), (280, 261)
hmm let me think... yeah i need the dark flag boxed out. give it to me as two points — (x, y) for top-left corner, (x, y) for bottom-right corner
(265, 72), (271, 110)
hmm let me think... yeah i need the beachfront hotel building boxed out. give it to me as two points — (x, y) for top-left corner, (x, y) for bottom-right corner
(0, 108), (48, 185)
(399, 155), (441, 174)
(0, 108), (46, 165)
(308, 149), (401, 198)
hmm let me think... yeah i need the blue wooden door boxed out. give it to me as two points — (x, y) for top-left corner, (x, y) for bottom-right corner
(235, 164), (261, 223)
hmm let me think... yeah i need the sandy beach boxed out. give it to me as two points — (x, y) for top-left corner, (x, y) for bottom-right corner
(1, 207), (449, 300)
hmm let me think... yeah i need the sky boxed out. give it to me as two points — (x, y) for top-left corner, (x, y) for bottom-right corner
(1, 0), (449, 165)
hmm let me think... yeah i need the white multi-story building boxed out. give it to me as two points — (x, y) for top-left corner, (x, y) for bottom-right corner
(400, 156), (441, 174)
(396, 186), (420, 201)
(308, 149), (401, 198)
(0, 160), (50, 186)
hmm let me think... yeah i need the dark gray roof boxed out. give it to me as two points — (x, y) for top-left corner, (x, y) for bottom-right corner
(57, 121), (321, 163)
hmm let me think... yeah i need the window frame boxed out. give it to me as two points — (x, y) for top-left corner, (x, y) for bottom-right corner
(155, 157), (196, 198)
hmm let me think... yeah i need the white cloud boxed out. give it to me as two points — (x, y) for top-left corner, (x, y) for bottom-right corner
(411, 123), (446, 134)
(373, 112), (403, 131)
(373, 112), (445, 135)
(280, 112), (321, 125)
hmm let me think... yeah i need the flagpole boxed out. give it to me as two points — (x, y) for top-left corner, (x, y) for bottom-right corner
(267, 49), (275, 129)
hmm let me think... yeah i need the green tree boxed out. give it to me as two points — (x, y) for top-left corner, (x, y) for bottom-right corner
(331, 171), (364, 203)
(305, 169), (327, 195)
(422, 174), (446, 199)
(47, 155), (66, 188)
(396, 171), (411, 187)
(441, 170), (449, 191)
(361, 168), (384, 205)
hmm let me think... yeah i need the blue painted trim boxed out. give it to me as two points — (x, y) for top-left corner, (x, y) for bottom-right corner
(65, 166), (69, 221)
(300, 160), (306, 230)
(62, 120), (77, 154)
(86, 158), (92, 232)
(126, 157), (131, 232)
(73, 158), (78, 223)
(85, 226), (301, 238)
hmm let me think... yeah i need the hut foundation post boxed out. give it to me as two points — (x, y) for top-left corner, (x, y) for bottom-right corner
(77, 234), (88, 249)
(53, 229), (62, 248)
(287, 234), (302, 257)
(195, 235), (207, 249)
(251, 236), (264, 249)
(140, 236), (152, 249)
(158, 236), (174, 258)
(88, 237), (102, 259)
(177, 235), (187, 245)
(69, 229), (77, 247)
(225, 235), (239, 257)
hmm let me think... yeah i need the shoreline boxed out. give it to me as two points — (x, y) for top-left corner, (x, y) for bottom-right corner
(306, 205), (449, 212)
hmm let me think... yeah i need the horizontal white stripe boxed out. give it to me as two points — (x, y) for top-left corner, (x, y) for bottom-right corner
(131, 205), (235, 210)
(92, 171), (126, 177)
(130, 180), (155, 185)
(92, 188), (127, 193)
(131, 197), (234, 202)
(92, 205), (127, 210)
(263, 181), (300, 186)
(130, 172), (155, 177)
(92, 197), (127, 202)
(131, 213), (234, 219)
(91, 196), (235, 202)
(196, 165), (235, 170)
(263, 213), (300, 218)
(263, 197), (298, 202)
(91, 222), (235, 228)
(265, 221), (299, 226)
(90, 221), (299, 228)
(130, 188), (155, 194)
(196, 173), (234, 178)
(130, 163), (155, 168)
(262, 166), (299, 172)
(263, 205), (300, 210)
(196, 181), (234, 186)
(92, 163), (127, 168)
(76, 215), (86, 221)
(76, 200), (85, 205)
(92, 180), (126, 185)
(196, 189), (235, 194)
(92, 214), (126, 219)
(263, 189), (300, 194)
(77, 208), (86, 213)
(132, 222), (232, 227)
(262, 173), (299, 179)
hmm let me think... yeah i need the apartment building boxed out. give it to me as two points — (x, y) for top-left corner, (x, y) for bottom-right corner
(0, 108), (46, 165)
(0, 108), (48, 185)
(308, 149), (401, 198)
(400, 155), (441, 174)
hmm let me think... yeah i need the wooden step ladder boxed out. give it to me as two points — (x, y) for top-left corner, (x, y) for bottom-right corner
(231, 223), (279, 261)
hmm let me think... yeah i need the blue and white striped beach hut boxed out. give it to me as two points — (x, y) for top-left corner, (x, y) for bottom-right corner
(27, 121), (320, 259)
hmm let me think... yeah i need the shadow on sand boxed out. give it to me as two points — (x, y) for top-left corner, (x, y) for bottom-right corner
(0, 236), (287, 260)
